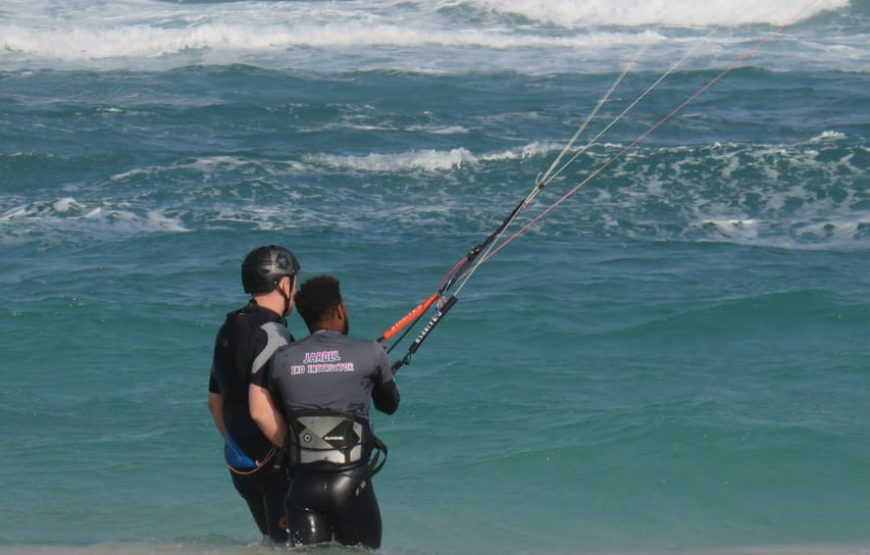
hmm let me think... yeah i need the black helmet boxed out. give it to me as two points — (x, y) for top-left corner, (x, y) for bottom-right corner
(241, 245), (301, 294)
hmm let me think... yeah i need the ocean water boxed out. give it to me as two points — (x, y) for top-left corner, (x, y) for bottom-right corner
(1, 0), (869, 554)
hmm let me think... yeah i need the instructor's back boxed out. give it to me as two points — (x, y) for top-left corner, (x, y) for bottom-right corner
(250, 275), (399, 548)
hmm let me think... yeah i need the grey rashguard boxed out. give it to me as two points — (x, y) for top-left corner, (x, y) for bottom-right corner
(267, 329), (399, 420)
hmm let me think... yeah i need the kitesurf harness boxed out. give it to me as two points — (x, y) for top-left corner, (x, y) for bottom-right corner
(224, 428), (278, 476)
(285, 411), (387, 478)
(377, 3), (818, 372)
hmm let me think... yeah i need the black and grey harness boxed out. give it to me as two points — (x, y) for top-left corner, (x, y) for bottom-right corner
(286, 411), (387, 479)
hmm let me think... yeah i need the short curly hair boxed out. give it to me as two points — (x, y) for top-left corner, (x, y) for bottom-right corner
(294, 275), (342, 332)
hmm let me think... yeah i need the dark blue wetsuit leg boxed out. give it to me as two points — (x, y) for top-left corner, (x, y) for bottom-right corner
(231, 461), (289, 544)
(286, 466), (382, 549)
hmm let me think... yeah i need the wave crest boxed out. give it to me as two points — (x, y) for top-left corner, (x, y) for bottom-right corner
(467, 0), (850, 27)
(309, 143), (555, 173)
(0, 0), (859, 72)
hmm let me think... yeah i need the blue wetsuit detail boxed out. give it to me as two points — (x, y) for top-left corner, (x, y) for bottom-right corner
(224, 429), (257, 470)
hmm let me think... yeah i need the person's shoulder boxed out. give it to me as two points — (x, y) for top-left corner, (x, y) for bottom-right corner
(227, 303), (285, 329)
(277, 333), (314, 353)
(220, 304), (251, 330)
(343, 334), (378, 348)
(248, 303), (285, 325)
(345, 335), (388, 358)
(271, 333), (313, 366)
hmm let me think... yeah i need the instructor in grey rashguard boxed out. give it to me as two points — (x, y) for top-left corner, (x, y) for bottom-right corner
(249, 275), (400, 549)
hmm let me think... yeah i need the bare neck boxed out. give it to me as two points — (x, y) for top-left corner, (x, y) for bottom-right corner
(251, 290), (285, 316)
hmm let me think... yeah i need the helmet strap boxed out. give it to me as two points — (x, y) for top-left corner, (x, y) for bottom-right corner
(280, 288), (291, 316)
(279, 275), (296, 316)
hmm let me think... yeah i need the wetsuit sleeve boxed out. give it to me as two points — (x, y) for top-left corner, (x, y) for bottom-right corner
(371, 343), (400, 415)
(208, 372), (220, 394)
(207, 333), (224, 434)
(208, 328), (223, 393)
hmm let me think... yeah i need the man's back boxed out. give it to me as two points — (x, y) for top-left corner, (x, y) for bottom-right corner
(211, 303), (291, 457)
(268, 329), (398, 421)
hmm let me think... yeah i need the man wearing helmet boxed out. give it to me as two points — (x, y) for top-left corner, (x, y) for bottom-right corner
(207, 245), (300, 544)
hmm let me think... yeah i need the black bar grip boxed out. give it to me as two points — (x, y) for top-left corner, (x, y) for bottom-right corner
(407, 295), (458, 355)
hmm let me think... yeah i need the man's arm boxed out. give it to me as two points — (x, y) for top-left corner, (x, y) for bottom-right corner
(249, 384), (286, 448)
(208, 392), (225, 436)
(373, 381), (399, 415)
(207, 371), (225, 436)
(372, 345), (400, 415)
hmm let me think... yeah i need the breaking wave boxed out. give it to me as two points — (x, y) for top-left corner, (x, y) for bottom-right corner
(0, 0), (861, 72)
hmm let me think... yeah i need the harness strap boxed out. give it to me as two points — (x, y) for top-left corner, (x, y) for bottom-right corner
(343, 433), (387, 497)
(227, 445), (278, 476)
(224, 427), (279, 476)
(367, 434), (387, 477)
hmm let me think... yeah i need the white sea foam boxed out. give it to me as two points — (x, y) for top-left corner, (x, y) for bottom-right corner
(0, 206), (29, 222)
(291, 139), (869, 250)
(467, 0), (849, 27)
(312, 148), (475, 173)
(509, 135), (868, 251)
(701, 217), (761, 238)
(408, 125), (471, 135)
(0, 198), (190, 240)
(308, 142), (559, 173)
(0, 0), (860, 72)
(0, 22), (667, 60)
(110, 156), (307, 182)
(806, 130), (847, 143)
(51, 197), (84, 214)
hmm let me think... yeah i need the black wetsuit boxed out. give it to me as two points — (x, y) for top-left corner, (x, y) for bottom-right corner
(257, 329), (399, 548)
(209, 302), (293, 543)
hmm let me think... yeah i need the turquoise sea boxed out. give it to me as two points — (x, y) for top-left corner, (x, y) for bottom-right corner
(1, 0), (869, 554)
